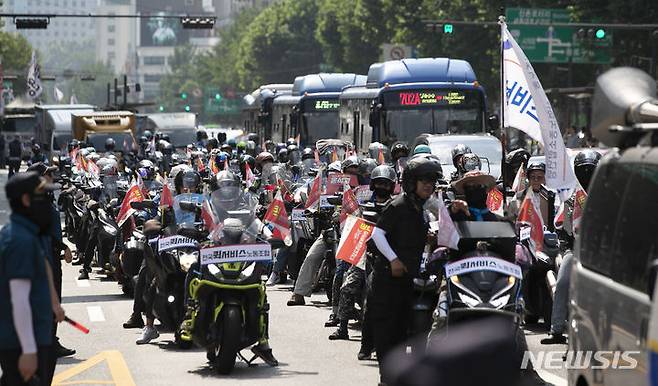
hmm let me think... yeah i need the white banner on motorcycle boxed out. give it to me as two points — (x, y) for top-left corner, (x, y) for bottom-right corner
(291, 208), (306, 222)
(158, 235), (198, 252)
(200, 243), (272, 265)
(445, 257), (522, 279)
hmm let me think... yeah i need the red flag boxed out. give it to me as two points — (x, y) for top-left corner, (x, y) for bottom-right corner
(263, 192), (291, 241)
(517, 189), (544, 253)
(305, 172), (322, 209)
(75, 152), (87, 171)
(195, 157), (206, 172)
(245, 162), (255, 188)
(116, 183), (145, 227)
(87, 159), (100, 178)
(160, 179), (174, 208)
(336, 216), (375, 266)
(572, 185), (587, 235)
(277, 178), (294, 203)
(339, 187), (360, 226)
(486, 188), (504, 216)
(200, 199), (217, 232)
(136, 174), (149, 198)
(210, 158), (219, 175)
(554, 204), (565, 230)
(69, 147), (78, 160)
(331, 148), (338, 163)
(377, 148), (385, 165)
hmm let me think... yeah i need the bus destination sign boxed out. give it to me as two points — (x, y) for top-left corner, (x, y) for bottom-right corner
(397, 91), (466, 106)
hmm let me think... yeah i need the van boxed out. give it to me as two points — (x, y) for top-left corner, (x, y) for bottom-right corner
(569, 146), (658, 386)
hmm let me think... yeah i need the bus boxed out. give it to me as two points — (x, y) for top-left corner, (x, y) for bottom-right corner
(340, 58), (496, 150)
(34, 104), (96, 155)
(242, 84), (293, 141)
(139, 112), (197, 149)
(72, 111), (137, 152)
(271, 73), (366, 146)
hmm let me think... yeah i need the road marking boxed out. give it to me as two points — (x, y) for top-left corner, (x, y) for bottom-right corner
(536, 369), (567, 386)
(76, 279), (90, 287)
(86, 306), (105, 322)
(52, 350), (136, 386)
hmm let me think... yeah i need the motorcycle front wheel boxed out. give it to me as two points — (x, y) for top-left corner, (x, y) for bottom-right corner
(215, 306), (243, 375)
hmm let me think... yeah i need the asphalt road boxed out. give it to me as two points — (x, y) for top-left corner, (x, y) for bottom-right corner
(0, 167), (568, 385)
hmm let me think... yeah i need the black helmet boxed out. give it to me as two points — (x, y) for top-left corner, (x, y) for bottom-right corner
(301, 147), (314, 160)
(256, 151), (275, 167)
(527, 161), (546, 174)
(208, 138), (219, 149)
(181, 170), (201, 192)
(342, 155), (359, 172)
(574, 150), (601, 190)
(196, 129), (208, 142)
(104, 137), (116, 151)
(451, 144), (472, 168)
(143, 130), (153, 141)
(359, 158), (379, 176)
(391, 143), (410, 161)
(505, 148), (530, 167)
(68, 139), (80, 152)
(32, 143), (41, 153)
(278, 148), (288, 163)
(460, 153), (481, 173)
(370, 165), (397, 189)
(402, 156), (443, 194)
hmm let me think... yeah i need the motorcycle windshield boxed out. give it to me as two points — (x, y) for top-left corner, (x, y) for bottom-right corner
(209, 189), (257, 229)
(173, 193), (205, 225)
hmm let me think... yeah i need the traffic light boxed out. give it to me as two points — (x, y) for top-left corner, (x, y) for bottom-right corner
(184, 105), (191, 112)
(180, 92), (188, 100)
(159, 105), (165, 112)
(443, 24), (454, 34)
(595, 28), (606, 39)
(214, 93), (222, 102)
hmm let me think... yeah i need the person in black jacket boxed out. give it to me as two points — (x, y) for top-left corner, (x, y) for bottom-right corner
(8, 136), (22, 178)
(368, 156), (441, 384)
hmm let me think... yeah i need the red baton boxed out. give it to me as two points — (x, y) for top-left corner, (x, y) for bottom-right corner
(64, 316), (90, 334)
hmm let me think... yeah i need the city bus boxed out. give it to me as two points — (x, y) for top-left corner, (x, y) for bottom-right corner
(72, 111), (137, 152)
(271, 73), (366, 146)
(242, 83), (293, 141)
(340, 58), (496, 151)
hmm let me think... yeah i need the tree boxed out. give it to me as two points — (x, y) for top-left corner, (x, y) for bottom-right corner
(0, 31), (33, 73)
(67, 62), (116, 107)
(236, 0), (323, 90)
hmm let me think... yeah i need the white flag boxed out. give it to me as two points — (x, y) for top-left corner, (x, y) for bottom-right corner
(502, 23), (576, 192)
(26, 51), (43, 100)
(54, 85), (64, 102)
(436, 193), (460, 250)
(70, 93), (78, 104)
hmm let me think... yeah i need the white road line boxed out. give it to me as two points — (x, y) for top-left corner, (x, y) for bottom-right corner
(87, 306), (106, 322)
(76, 279), (90, 287)
(536, 370), (567, 386)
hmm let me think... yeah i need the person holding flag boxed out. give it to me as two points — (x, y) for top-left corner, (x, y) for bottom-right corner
(543, 150), (601, 345)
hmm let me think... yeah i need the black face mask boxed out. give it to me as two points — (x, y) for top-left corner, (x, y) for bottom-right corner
(27, 193), (53, 233)
(373, 187), (392, 200)
(463, 185), (488, 209)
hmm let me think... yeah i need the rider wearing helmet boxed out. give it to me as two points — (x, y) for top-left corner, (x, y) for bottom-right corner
(450, 144), (472, 182)
(367, 156), (441, 382)
(105, 137), (116, 152)
(29, 143), (48, 165)
(220, 143), (232, 155)
(359, 158), (379, 185)
(504, 148), (531, 188)
(246, 140), (257, 157)
(526, 161), (546, 193)
(369, 165), (397, 202)
(286, 144), (301, 165)
(236, 141), (247, 156)
(195, 129), (208, 149)
(256, 152), (276, 185)
(455, 153), (481, 181)
(450, 170), (500, 222)
(181, 170), (201, 194)
(391, 143), (409, 163)
(413, 144), (431, 155)
(300, 147), (316, 174)
(544, 150), (602, 345)
(277, 148), (288, 164)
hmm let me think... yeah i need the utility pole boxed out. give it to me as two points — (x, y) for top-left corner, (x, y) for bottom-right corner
(123, 74), (128, 107)
(113, 78), (118, 106)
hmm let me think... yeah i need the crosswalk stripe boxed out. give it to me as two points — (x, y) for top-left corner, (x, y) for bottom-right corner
(87, 306), (105, 322)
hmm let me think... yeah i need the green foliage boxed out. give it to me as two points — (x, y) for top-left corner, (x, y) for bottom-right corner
(0, 31), (32, 72)
(67, 62), (115, 107)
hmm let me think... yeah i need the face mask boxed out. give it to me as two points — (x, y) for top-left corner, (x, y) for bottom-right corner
(27, 194), (53, 232)
(373, 187), (392, 200)
(463, 185), (488, 209)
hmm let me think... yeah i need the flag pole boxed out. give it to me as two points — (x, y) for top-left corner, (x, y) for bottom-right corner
(498, 14), (509, 213)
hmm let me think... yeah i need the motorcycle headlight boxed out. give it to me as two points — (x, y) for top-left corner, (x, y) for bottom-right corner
(239, 262), (256, 279)
(208, 263), (221, 276)
(178, 251), (199, 272)
(489, 294), (511, 309)
(458, 292), (481, 308)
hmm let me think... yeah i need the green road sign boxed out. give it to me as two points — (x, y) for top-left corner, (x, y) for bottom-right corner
(505, 8), (612, 64)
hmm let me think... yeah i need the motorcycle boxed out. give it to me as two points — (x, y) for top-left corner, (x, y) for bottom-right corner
(522, 230), (561, 329)
(182, 191), (283, 374)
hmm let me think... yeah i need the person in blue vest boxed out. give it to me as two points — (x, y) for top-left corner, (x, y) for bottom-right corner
(0, 172), (66, 385)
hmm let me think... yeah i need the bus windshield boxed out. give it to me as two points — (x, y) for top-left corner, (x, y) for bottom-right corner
(2, 116), (36, 134)
(159, 129), (195, 148)
(87, 133), (136, 152)
(382, 89), (484, 144)
(302, 112), (339, 145)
